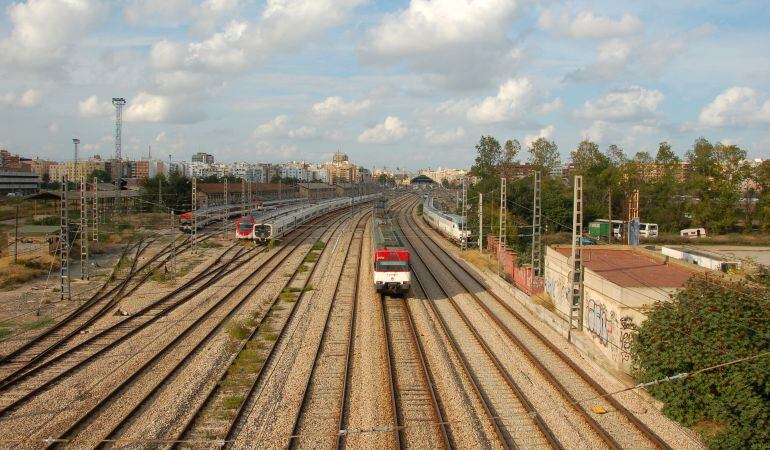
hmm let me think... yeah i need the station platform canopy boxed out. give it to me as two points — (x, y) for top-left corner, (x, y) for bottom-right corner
(410, 175), (437, 185)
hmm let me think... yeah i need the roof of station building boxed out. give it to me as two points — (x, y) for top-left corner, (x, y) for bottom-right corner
(410, 175), (436, 184)
(553, 248), (696, 288)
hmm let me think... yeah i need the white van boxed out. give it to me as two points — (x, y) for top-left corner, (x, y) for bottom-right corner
(639, 223), (658, 238)
(680, 228), (707, 238)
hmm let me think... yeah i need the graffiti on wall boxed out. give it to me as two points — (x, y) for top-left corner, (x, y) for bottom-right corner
(544, 275), (569, 308)
(587, 298), (614, 346)
(619, 316), (637, 362)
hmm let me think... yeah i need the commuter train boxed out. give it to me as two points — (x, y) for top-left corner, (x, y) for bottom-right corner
(179, 198), (307, 233)
(422, 196), (471, 246)
(372, 199), (410, 295)
(237, 194), (381, 242)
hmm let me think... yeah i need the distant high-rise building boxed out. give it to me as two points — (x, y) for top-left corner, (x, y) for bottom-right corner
(192, 152), (215, 164)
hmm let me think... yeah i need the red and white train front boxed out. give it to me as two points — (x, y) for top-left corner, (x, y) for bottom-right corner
(373, 247), (410, 295)
(235, 216), (256, 239)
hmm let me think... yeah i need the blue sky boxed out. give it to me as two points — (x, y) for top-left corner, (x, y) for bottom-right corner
(0, 0), (768, 170)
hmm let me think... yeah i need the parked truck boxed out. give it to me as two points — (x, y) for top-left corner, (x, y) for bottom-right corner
(588, 219), (624, 240)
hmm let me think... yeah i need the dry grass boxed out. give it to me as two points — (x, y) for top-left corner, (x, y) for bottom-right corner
(0, 254), (58, 289)
(460, 250), (496, 272)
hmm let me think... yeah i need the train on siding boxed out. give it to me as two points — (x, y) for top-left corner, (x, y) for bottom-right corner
(236, 194), (381, 243)
(372, 199), (410, 295)
(422, 195), (471, 247)
(179, 198), (306, 233)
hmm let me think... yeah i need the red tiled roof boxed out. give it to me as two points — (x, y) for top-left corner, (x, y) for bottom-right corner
(554, 248), (695, 288)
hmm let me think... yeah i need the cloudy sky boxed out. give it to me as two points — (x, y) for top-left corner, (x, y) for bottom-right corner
(0, 0), (768, 169)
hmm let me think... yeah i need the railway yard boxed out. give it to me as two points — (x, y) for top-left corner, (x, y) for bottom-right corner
(0, 192), (704, 449)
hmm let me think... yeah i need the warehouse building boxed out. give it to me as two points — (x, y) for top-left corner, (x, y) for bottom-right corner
(544, 246), (700, 373)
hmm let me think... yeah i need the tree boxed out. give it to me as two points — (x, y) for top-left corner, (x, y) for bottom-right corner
(503, 139), (521, 164)
(528, 137), (561, 174)
(570, 140), (608, 171)
(471, 135), (502, 178)
(89, 169), (111, 183)
(631, 277), (769, 448)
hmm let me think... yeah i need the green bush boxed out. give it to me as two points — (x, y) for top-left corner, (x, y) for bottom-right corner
(631, 277), (770, 448)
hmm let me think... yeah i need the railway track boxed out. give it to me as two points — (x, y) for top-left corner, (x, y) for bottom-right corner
(381, 293), (451, 449)
(403, 199), (670, 449)
(39, 204), (366, 447)
(0, 230), (203, 382)
(172, 212), (354, 446)
(286, 213), (367, 449)
(0, 241), (252, 417)
(394, 201), (558, 449)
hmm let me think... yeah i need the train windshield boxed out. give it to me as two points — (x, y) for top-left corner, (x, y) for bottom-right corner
(253, 224), (271, 239)
(237, 221), (253, 233)
(375, 260), (409, 272)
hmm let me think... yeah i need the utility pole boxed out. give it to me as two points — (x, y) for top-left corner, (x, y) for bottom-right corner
(92, 178), (99, 241)
(60, 176), (71, 301)
(191, 176), (197, 254)
(460, 178), (468, 251)
(170, 210), (177, 282)
(498, 177), (507, 276)
(608, 188), (612, 244)
(222, 178), (228, 236)
(241, 177), (246, 216)
(531, 171), (542, 294)
(80, 176), (88, 280)
(568, 175), (584, 341)
(14, 201), (19, 263)
(158, 176), (163, 209)
(478, 193), (483, 254)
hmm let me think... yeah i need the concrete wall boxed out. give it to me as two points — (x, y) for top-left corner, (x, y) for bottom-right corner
(543, 247), (676, 373)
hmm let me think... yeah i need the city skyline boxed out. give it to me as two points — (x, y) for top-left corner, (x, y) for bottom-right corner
(0, 1), (768, 169)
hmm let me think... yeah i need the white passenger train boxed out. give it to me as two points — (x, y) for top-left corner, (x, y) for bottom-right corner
(237, 194), (381, 242)
(422, 196), (471, 246)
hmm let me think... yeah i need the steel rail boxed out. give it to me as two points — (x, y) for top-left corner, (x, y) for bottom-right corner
(407, 200), (671, 450)
(171, 209), (355, 447)
(282, 214), (367, 449)
(50, 207), (357, 448)
(223, 206), (375, 448)
(395, 200), (553, 449)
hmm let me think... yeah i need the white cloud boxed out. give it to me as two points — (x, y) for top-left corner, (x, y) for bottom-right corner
(0, 89), (42, 108)
(581, 120), (609, 142)
(78, 95), (113, 118)
(311, 96), (371, 120)
(123, 0), (193, 26)
(123, 92), (206, 124)
(0, 0), (104, 70)
(424, 126), (465, 145)
(435, 99), (473, 116)
(524, 125), (555, 148)
(47, 122), (59, 133)
(358, 116), (407, 144)
(253, 115), (289, 138)
(538, 10), (642, 39)
(466, 78), (534, 124)
(361, 0), (520, 89)
(287, 126), (317, 140)
(253, 141), (297, 159)
(150, 0), (365, 73)
(365, 0), (517, 56)
(578, 86), (664, 121)
(698, 87), (770, 128)
(540, 97), (563, 114)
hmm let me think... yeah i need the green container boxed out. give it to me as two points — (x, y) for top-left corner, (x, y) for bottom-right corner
(588, 221), (609, 238)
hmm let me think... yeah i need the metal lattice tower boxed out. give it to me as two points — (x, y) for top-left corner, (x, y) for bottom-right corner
(170, 211), (177, 282)
(530, 171), (542, 293)
(92, 177), (99, 241)
(498, 177), (507, 275)
(241, 178), (246, 216)
(72, 138), (80, 165)
(60, 176), (71, 300)
(247, 180), (252, 215)
(568, 175), (584, 339)
(478, 193), (483, 253)
(460, 178), (468, 251)
(79, 177), (89, 280)
(191, 177), (198, 254)
(112, 98), (126, 160)
(222, 178), (228, 236)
